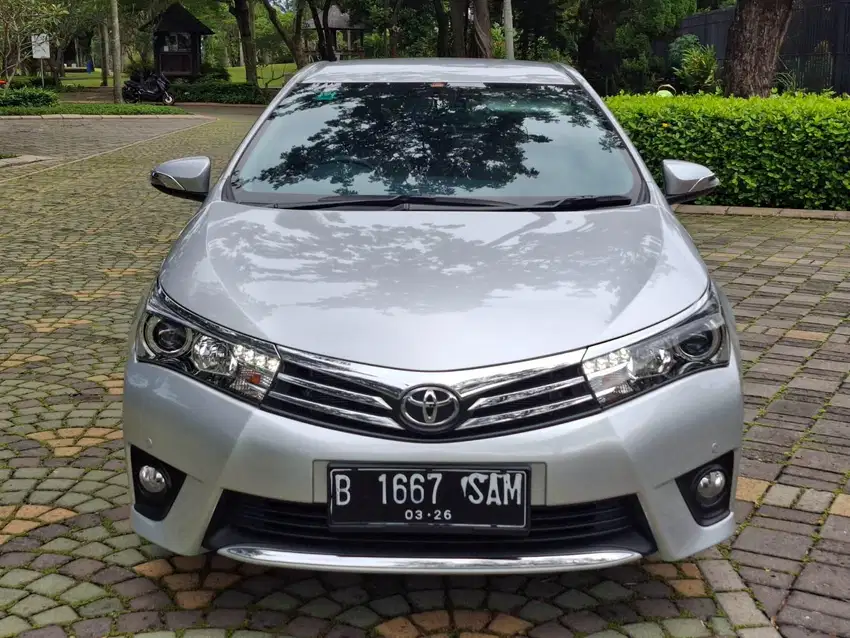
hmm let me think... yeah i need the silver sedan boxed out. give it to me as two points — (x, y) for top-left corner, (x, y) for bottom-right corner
(124, 58), (743, 574)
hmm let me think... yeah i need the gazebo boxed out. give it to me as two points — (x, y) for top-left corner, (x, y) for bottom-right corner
(304, 6), (366, 61)
(143, 3), (214, 79)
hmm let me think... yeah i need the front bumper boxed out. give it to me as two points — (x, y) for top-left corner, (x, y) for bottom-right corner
(123, 354), (743, 574)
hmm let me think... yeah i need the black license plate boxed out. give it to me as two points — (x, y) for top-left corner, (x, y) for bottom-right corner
(328, 466), (530, 532)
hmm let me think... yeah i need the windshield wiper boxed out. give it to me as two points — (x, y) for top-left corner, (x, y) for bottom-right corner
(521, 195), (634, 211)
(263, 194), (516, 210)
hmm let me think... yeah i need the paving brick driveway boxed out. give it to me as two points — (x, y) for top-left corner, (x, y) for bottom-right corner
(0, 115), (848, 638)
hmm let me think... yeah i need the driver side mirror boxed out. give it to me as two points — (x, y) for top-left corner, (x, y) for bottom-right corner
(150, 156), (211, 202)
(662, 160), (719, 205)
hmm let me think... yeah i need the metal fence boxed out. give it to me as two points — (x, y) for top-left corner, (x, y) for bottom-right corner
(675, 0), (850, 93)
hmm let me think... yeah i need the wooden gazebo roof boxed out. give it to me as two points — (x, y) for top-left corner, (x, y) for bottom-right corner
(142, 2), (215, 35)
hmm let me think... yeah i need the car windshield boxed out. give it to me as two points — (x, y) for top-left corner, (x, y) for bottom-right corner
(230, 82), (642, 206)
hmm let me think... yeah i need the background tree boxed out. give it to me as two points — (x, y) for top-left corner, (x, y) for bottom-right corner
(227, 0), (260, 84)
(110, 0), (122, 102)
(259, 0), (308, 67)
(724, 0), (792, 96)
(0, 0), (67, 88)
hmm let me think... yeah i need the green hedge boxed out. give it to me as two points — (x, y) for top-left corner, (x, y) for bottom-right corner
(0, 104), (185, 116)
(170, 80), (272, 105)
(606, 93), (850, 211)
(0, 87), (58, 107)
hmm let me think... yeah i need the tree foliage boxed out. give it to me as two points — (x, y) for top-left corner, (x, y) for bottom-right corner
(0, 0), (67, 87)
(22, 0), (781, 97)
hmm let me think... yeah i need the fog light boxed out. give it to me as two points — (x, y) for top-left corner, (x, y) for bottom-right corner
(138, 465), (169, 494)
(695, 469), (726, 504)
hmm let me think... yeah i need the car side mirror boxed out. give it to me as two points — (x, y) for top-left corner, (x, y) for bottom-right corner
(150, 156), (212, 202)
(662, 160), (719, 205)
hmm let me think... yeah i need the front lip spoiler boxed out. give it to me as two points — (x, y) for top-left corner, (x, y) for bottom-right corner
(217, 546), (643, 574)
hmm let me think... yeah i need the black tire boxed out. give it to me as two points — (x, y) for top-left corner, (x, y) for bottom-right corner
(162, 92), (175, 106)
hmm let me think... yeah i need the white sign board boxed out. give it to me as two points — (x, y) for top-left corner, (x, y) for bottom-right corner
(32, 34), (50, 59)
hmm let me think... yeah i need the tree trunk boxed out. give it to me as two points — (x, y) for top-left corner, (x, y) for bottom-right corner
(100, 23), (110, 86)
(51, 47), (62, 85)
(471, 0), (492, 58)
(449, 0), (468, 56)
(503, 0), (515, 59)
(259, 0), (308, 67)
(232, 0), (258, 85)
(724, 0), (794, 96)
(388, 0), (404, 57)
(308, 1), (328, 60)
(110, 0), (122, 103)
(433, 0), (451, 57)
(322, 0), (336, 60)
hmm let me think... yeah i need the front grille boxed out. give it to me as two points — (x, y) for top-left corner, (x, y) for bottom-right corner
(260, 348), (601, 441)
(204, 491), (656, 558)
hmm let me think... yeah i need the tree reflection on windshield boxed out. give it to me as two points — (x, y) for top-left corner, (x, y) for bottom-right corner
(232, 83), (635, 199)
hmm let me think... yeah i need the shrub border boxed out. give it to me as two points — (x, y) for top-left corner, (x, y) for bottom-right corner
(0, 114), (209, 119)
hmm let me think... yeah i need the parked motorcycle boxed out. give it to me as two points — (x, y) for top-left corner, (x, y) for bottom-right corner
(122, 72), (175, 106)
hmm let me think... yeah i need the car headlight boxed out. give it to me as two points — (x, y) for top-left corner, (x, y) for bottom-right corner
(581, 285), (731, 407)
(135, 283), (280, 402)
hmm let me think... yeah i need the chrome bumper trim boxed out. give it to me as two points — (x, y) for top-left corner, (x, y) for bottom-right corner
(217, 546), (643, 574)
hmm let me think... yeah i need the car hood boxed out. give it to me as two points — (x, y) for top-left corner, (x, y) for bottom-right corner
(159, 201), (708, 370)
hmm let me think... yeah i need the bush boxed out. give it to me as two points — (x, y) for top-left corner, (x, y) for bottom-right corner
(668, 34), (701, 70)
(198, 62), (231, 82)
(0, 103), (185, 116)
(125, 59), (156, 82)
(674, 44), (719, 94)
(9, 76), (61, 89)
(0, 87), (58, 107)
(605, 93), (850, 210)
(169, 80), (271, 104)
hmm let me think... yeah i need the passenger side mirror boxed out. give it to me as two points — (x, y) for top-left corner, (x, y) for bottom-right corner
(150, 156), (212, 202)
(662, 160), (719, 205)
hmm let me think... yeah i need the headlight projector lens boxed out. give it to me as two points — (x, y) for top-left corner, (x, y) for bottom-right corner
(675, 330), (721, 362)
(143, 316), (193, 357)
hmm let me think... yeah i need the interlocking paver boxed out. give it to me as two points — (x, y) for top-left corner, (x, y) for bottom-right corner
(1, 113), (848, 636)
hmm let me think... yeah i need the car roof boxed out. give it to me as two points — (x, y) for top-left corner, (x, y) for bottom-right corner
(299, 58), (578, 85)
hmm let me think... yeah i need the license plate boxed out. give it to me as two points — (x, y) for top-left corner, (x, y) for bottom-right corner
(328, 466), (530, 532)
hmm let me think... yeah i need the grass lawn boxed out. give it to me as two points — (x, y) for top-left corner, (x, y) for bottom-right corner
(227, 63), (297, 87)
(59, 70), (127, 88)
(19, 65), (296, 89)
(0, 103), (186, 116)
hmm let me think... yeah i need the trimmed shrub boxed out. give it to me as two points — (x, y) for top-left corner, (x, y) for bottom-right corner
(9, 76), (61, 89)
(169, 80), (271, 104)
(0, 103), (185, 116)
(606, 93), (850, 210)
(0, 87), (58, 107)
(198, 62), (231, 82)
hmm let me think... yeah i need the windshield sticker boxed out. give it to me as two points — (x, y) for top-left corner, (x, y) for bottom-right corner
(316, 90), (338, 101)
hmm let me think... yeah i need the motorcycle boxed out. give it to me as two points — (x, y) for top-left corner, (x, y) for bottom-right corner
(122, 72), (176, 106)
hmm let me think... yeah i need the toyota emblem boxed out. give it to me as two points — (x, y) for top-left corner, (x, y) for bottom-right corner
(400, 386), (461, 431)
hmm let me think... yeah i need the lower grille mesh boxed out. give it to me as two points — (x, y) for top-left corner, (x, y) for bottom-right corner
(204, 491), (656, 558)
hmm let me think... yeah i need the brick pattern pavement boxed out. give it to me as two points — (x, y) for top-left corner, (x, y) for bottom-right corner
(0, 118), (209, 181)
(0, 117), (848, 637)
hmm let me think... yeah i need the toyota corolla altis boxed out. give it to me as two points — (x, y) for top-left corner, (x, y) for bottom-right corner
(124, 59), (744, 574)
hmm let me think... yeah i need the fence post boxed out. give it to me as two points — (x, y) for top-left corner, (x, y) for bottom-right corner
(832, 0), (849, 93)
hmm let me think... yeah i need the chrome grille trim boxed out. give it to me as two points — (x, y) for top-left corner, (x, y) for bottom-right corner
(261, 345), (599, 439)
(468, 377), (586, 412)
(276, 372), (392, 411)
(276, 346), (586, 398)
(462, 395), (596, 430)
(266, 391), (402, 430)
